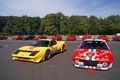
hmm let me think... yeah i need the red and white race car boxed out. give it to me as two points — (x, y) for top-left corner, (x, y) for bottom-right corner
(72, 39), (113, 70)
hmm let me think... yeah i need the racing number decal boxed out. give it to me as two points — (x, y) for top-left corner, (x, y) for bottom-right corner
(28, 46), (36, 51)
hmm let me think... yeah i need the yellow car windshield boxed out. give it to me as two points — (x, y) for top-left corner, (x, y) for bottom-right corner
(31, 40), (49, 47)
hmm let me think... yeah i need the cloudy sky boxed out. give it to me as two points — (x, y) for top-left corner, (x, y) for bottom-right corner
(0, 0), (120, 18)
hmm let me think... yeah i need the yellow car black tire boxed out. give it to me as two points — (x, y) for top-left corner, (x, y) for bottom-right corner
(45, 50), (51, 60)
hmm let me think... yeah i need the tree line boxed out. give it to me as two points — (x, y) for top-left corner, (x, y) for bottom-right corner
(0, 12), (120, 35)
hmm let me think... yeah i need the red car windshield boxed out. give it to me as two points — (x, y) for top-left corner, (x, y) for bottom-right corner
(80, 41), (108, 49)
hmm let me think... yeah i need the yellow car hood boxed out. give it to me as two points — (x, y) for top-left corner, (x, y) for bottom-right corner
(19, 46), (47, 51)
(12, 46), (48, 58)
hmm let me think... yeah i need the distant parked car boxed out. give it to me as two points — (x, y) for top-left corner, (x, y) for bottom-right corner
(34, 35), (47, 41)
(12, 35), (24, 40)
(66, 35), (76, 41)
(51, 35), (62, 40)
(82, 35), (92, 40)
(0, 35), (8, 40)
(98, 35), (109, 41)
(22, 35), (35, 40)
(112, 35), (120, 41)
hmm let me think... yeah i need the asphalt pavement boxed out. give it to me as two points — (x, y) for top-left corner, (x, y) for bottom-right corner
(0, 39), (120, 80)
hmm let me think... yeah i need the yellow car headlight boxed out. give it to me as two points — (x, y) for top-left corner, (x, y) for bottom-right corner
(29, 51), (39, 56)
(13, 50), (21, 54)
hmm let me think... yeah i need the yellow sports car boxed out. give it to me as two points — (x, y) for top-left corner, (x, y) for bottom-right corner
(12, 39), (66, 63)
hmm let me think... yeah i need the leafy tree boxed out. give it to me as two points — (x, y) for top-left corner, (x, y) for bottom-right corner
(0, 16), (7, 34)
(88, 15), (101, 35)
(0, 13), (120, 35)
(59, 16), (69, 35)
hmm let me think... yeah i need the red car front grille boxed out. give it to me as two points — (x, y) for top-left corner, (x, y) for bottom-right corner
(80, 60), (99, 66)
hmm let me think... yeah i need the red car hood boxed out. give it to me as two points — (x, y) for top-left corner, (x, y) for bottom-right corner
(72, 48), (113, 62)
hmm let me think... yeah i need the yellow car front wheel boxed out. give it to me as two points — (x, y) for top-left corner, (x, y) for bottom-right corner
(45, 50), (51, 60)
(61, 45), (65, 52)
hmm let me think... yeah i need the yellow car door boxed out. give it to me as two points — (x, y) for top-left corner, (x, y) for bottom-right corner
(49, 40), (58, 54)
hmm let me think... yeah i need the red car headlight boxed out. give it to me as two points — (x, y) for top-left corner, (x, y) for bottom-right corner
(102, 62), (108, 67)
(74, 60), (80, 65)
